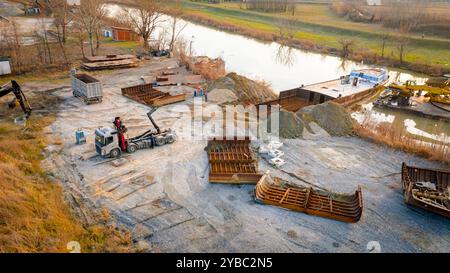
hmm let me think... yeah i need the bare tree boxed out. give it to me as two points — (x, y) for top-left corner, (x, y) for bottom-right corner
(73, 22), (87, 59)
(172, 37), (191, 68)
(168, 0), (187, 52)
(155, 26), (168, 51)
(46, 1), (72, 64)
(287, 0), (296, 16)
(339, 39), (355, 58)
(274, 44), (296, 67)
(276, 17), (296, 40)
(246, 0), (288, 13)
(396, 22), (412, 64)
(380, 33), (391, 58)
(124, 0), (164, 50)
(47, 0), (72, 44)
(35, 18), (54, 64)
(74, 0), (106, 56)
(2, 21), (24, 73)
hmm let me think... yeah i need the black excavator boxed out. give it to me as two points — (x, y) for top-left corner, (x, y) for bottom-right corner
(0, 80), (32, 118)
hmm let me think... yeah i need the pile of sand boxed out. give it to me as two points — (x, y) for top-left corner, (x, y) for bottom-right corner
(261, 109), (305, 139)
(208, 88), (239, 104)
(278, 110), (305, 139)
(207, 73), (277, 105)
(297, 102), (354, 136)
(271, 102), (354, 139)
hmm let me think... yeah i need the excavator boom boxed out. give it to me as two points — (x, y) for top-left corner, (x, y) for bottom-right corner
(388, 81), (450, 105)
(0, 80), (32, 117)
(147, 106), (161, 134)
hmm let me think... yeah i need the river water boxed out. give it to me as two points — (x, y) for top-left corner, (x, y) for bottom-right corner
(105, 4), (450, 142)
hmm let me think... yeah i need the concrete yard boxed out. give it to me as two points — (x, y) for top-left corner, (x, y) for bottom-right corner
(40, 60), (449, 253)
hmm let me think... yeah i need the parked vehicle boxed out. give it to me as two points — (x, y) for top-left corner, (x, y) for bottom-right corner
(95, 107), (175, 158)
(71, 73), (103, 104)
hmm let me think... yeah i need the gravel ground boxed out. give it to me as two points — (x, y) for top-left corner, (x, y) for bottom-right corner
(39, 60), (449, 253)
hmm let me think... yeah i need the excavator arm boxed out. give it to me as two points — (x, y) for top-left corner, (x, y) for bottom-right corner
(0, 80), (32, 118)
(146, 106), (161, 134)
(389, 81), (450, 105)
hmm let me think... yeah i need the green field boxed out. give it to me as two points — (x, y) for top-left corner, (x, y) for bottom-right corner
(180, 1), (450, 71)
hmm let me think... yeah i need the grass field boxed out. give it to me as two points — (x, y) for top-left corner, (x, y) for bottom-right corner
(179, 1), (450, 72)
(0, 79), (132, 253)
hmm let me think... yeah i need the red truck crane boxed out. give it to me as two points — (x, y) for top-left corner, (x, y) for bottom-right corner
(95, 107), (175, 158)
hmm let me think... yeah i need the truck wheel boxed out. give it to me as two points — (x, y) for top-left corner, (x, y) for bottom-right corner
(110, 148), (121, 158)
(127, 144), (138, 153)
(155, 136), (166, 146)
(166, 134), (175, 144)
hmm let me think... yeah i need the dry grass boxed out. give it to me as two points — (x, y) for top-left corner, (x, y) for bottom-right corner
(354, 121), (450, 165)
(0, 94), (132, 253)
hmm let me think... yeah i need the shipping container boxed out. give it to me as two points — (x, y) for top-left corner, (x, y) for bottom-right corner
(71, 74), (103, 104)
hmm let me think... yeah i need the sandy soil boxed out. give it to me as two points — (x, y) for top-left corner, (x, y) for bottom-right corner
(37, 59), (450, 253)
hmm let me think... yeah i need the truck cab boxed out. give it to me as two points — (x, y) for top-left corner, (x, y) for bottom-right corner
(95, 108), (176, 158)
(95, 127), (121, 158)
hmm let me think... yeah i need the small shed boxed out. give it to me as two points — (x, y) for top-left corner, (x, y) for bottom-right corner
(366, 0), (382, 6)
(0, 57), (11, 76)
(103, 27), (113, 38)
(111, 27), (139, 42)
(66, 0), (81, 6)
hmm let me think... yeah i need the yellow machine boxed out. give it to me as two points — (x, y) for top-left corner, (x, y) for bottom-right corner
(388, 80), (450, 105)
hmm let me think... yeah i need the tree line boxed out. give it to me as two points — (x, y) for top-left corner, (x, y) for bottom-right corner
(0, 0), (187, 74)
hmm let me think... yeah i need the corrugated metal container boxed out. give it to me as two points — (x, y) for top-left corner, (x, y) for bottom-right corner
(0, 57), (11, 76)
(71, 74), (103, 104)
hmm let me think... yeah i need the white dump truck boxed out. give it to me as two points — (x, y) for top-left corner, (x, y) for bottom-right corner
(71, 73), (103, 104)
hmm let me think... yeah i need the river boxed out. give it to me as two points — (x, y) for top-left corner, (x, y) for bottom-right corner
(104, 4), (449, 142)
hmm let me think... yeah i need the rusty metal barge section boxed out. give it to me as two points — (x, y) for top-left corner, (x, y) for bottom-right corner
(402, 163), (449, 218)
(82, 55), (140, 71)
(121, 83), (186, 107)
(207, 137), (262, 184)
(255, 172), (363, 223)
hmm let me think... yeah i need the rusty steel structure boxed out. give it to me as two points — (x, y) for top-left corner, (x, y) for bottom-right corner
(255, 172), (363, 223)
(121, 83), (186, 107)
(257, 82), (384, 113)
(207, 137), (262, 184)
(82, 59), (139, 71)
(402, 163), (450, 218)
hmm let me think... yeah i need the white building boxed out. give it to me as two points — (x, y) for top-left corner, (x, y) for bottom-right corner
(0, 57), (12, 76)
(66, 0), (80, 6)
(367, 0), (382, 5)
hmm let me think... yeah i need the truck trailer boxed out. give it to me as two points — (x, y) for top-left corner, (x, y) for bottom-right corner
(71, 73), (103, 104)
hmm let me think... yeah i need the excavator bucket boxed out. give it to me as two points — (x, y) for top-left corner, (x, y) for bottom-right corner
(0, 80), (32, 120)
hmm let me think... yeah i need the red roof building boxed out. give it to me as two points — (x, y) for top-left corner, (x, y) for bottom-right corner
(111, 27), (139, 42)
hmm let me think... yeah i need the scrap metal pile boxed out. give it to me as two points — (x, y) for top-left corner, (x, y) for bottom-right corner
(82, 55), (140, 71)
(207, 137), (262, 184)
(121, 83), (186, 107)
(206, 138), (363, 223)
(255, 172), (363, 223)
(402, 163), (450, 218)
(141, 67), (205, 87)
